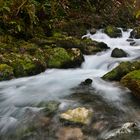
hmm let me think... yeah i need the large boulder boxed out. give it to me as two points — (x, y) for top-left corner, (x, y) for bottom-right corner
(111, 48), (128, 58)
(0, 64), (14, 81)
(129, 27), (140, 39)
(102, 61), (140, 81)
(121, 70), (140, 99)
(47, 47), (84, 68)
(104, 26), (122, 38)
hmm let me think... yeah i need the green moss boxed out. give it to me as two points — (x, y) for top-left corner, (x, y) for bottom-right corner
(19, 42), (38, 54)
(12, 58), (36, 77)
(0, 64), (14, 81)
(104, 26), (122, 38)
(122, 70), (140, 80)
(0, 53), (46, 77)
(121, 70), (140, 99)
(0, 43), (18, 53)
(47, 47), (71, 68)
(38, 101), (60, 116)
(102, 61), (140, 81)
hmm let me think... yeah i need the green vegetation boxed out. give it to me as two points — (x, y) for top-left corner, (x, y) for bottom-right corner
(0, 64), (14, 80)
(0, 0), (137, 39)
(0, 0), (139, 81)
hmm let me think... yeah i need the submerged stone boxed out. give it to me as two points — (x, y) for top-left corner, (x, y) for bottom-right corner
(56, 127), (83, 140)
(60, 107), (92, 125)
(104, 122), (137, 140)
(38, 101), (60, 116)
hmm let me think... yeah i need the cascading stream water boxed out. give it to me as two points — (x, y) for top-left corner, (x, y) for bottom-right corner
(0, 29), (140, 139)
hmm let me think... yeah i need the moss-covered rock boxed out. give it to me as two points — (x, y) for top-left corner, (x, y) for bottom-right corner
(18, 42), (38, 54)
(0, 64), (14, 81)
(121, 70), (140, 99)
(31, 35), (109, 55)
(104, 26), (122, 38)
(130, 27), (140, 39)
(47, 47), (84, 68)
(111, 48), (128, 58)
(102, 61), (140, 81)
(0, 53), (47, 77)
(80, 38), (110, 55)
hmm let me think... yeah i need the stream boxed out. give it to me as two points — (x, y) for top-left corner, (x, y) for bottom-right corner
(0, 29), (140, 140)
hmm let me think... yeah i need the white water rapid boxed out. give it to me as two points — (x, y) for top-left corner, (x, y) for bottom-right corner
(0, 29), (140, 139)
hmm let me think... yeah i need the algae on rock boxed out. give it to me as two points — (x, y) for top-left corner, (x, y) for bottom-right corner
(104, 26), (122, 38)
(102, 61), (140, 81)
(121, 70), (140, 99)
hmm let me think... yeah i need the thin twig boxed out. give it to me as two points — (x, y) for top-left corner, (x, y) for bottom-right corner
(16, 0), (28, 16)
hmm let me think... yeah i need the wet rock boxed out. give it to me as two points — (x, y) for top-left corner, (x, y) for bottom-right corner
(89, 28), (96, 35)
(104, 26), (122, 38)
(0, 64), (14, 81)
(38, 101), (60, 116)
(130, 27), (140, 39)
(104, 122), (137, 140)
(60, 107), (92, 125)
(126, 38), (134, 42)
(92, 121), (108, 132)
(121, 70), (140, 99)
(129, 39), (140, 46)
(111, 48), (128, 58)
(56, 127), (84, 140)
(80, 78), (93, 86)
(130, 41), (136, 46)
(102, 61), (140, 81)
(81, 38), (110, 55)
(38, 116), (51, 127)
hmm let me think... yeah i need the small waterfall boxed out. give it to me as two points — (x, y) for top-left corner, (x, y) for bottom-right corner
(0, 29), (140, 139)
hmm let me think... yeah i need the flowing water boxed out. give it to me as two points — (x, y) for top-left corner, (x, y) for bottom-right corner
(0, 29), (140, 140)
